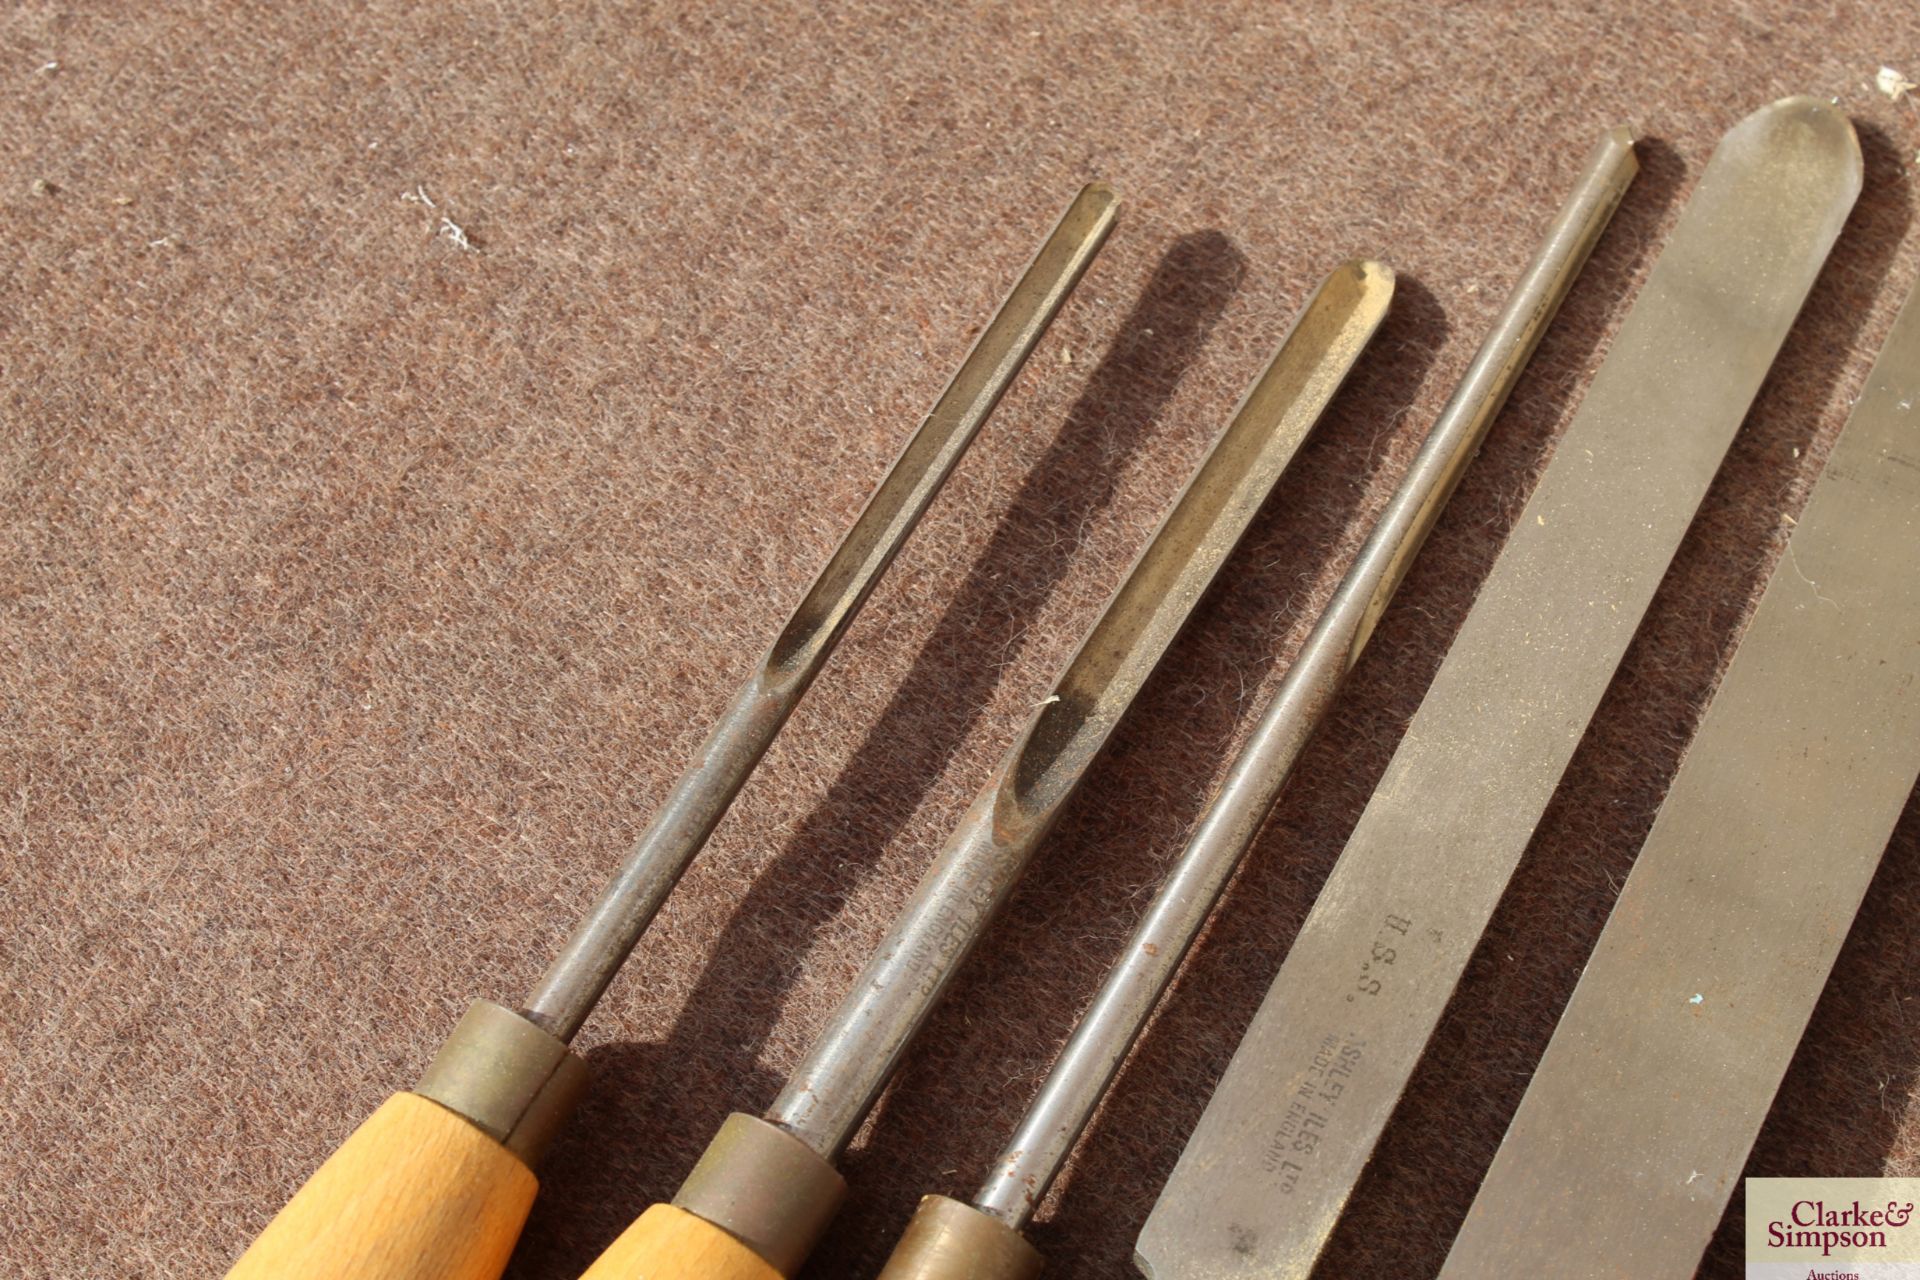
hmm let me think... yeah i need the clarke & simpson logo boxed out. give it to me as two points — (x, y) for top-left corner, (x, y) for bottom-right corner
(1746, 1179), (1920, 1279)
(1767, 1199), (1915, 1254)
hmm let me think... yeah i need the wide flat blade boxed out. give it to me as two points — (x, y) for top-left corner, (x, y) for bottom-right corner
(1136, 97), (1861, 1280)
(1437, 278), (1920, 1279)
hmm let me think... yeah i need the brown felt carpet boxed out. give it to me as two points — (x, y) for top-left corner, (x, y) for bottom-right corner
(5, 3), (1919, 1277)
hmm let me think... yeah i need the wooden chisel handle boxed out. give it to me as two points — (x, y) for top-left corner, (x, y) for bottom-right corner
(579, 1205), (780, 1280)
(225, 1093), (536, 1280)
(578, 1112), (845, 1279)
(224, 1001), (588, 1280)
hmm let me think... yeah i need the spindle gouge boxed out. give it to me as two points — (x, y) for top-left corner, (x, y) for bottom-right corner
(223, 184), (1119, 1280)
(875, 123), (1637, 1280)
(574, 258), (1395, 1280)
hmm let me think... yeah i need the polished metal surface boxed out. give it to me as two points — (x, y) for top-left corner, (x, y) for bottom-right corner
(969, 127), (1637, 1232)
(522, 185), (1118, 1041)
(877, 1196), (1045, 1280)
(1137, 97), (1861, 1280)
(766, 260), (1396, 1160)
(671, 1111), (847, 1278)
(413, 999), (588, 1165)
(1438, 276), (1920, 1280)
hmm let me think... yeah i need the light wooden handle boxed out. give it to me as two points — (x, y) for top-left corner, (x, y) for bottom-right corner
(225, 1091), (538, 1280)
(578, 1204), (782, 1280)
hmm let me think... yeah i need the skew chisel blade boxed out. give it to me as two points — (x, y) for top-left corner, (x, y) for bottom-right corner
(1436, 274), (1920, 1280)
(1136, 97), (1862, 1280)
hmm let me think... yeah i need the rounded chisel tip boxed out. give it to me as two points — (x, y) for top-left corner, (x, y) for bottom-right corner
(1741, 94), (1863, 188)
(1066, 181), (1121, 225)
(1339, 256), (1394, 283)
(1318, 257), (1395, 309)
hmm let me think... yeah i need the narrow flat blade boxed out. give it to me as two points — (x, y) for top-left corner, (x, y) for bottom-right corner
(1437, 278), (1920, 1278)
(1137, 97), (1862, 1280)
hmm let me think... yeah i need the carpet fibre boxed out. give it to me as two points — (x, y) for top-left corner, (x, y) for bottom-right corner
(4, 4), (1919, 1277)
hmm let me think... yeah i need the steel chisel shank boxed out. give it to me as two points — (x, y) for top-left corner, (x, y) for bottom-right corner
(1137, 97), (1862, 1280)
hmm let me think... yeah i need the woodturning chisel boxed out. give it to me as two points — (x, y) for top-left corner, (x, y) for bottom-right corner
(1137, 96), (1861, 1280)
(573, 259), (1395, 1280)
(222, 184), (1119, 1280)
(871, 123), (1637, 1280)
(1437, 272), (1920, 1279)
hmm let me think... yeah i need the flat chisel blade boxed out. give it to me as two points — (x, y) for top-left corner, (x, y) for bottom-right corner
(1137, 97), (1861, 1280)
(1437, 276), (1920, 1279)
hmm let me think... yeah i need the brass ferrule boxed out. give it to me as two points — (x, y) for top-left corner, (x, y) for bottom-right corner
(672, 1112), (847, 1277)
(878, 1195), (1044, 1280)
(414, 999), (588, 1166)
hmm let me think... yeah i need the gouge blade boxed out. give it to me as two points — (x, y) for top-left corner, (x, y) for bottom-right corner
(1137, 96), (1861, 1280)
(1437, 277), (1920, 1280)
(657, 262), (1395, 1279)
(764, 259), (1396, 1162)
(521, 184), (1117, 1041)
